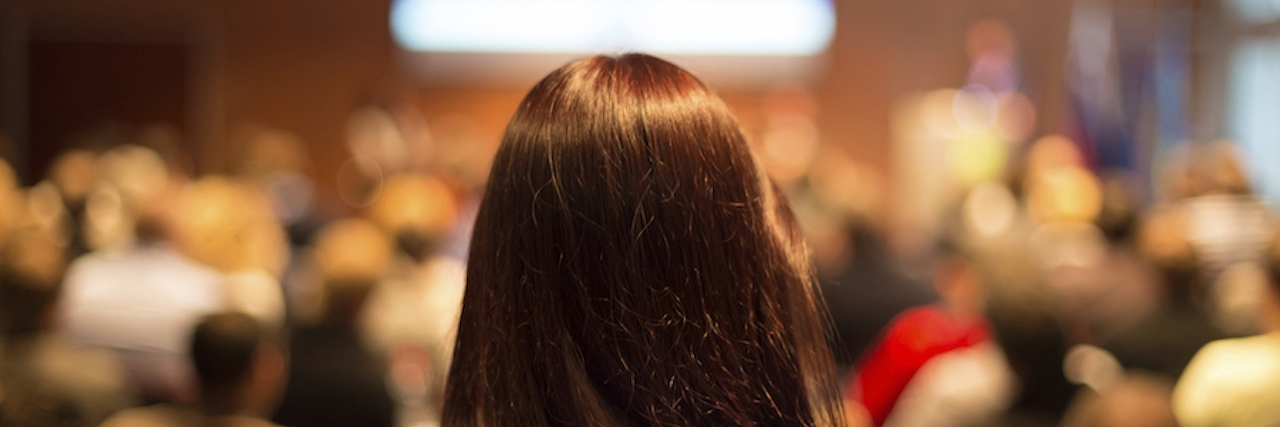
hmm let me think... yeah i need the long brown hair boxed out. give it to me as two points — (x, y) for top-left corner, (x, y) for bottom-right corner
(443, 54), (842, 427)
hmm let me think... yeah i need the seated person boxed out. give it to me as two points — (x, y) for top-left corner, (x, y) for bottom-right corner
(0, 227), (134, 427)
(1099, 209), (1224, 380)
(848, 240), (993, 426)
(60, 202), (228, 403)
(272, 219), (396, 427)
(1173, 229), (1280, 427)
(101, 311), (286, 427)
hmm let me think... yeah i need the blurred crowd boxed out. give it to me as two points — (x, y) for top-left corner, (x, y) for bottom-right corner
(818, 135), (1280, 427)
(1, 21), (1279, 427)
(0, 120), (474, 427)
(808, 18), (1280, 427)
(2, 111), (1277, 427)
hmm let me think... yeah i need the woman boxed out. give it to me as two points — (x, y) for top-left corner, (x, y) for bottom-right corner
(444, 54), (843, 427)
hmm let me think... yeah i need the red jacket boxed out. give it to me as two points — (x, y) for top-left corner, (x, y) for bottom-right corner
(847, 306), (991, 426)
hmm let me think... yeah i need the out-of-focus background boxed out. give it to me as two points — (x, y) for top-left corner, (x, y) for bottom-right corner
(1, 1), (1279, 427)
(0, 0), (1275, 244)
(0, 0), (1274, 225)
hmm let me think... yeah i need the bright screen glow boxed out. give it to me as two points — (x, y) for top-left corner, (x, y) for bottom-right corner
(391, 0), (836, 56)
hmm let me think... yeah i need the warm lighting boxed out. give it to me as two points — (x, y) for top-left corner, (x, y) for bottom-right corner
(953, 85), (999, 133)
(762, 114), (820, 186)
(948, 131), (1006, 186)
(1063, 344), (1122, 392)
(993, 92), (1036, 144)
(337, 156), (384, 208)
(1029, 222), (1106, 269)
(921, 89), (963, 139)
(1028, 166), (1103, 224)
(391, 0), (836, 56)
(1026, 135), (1084, 175)
(963, 183), (1018, 238)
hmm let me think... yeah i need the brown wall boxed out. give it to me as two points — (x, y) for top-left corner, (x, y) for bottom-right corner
(3, 0), (1077, 219)
(820, 0), (1074, 223)
(216, 0), (393, 213)
(2, 0), (394, 211)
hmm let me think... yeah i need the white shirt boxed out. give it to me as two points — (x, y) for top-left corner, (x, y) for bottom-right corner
(1173, 333), (1280, 427)
(59, 243), (227, 399)
(883, 343), (1016, 427)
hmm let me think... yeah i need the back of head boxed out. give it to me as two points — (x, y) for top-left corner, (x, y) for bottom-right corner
(445, 54), (840, 427)
(190, 312), (265, 398)
(367, 173), (458, 261)
(1137, 209), (1200, 304)
(96, 144), (173, 245)
(933, 237), (986, 315)
(172, 177), (288, 275)
(984, 286), (1076, 420)
(311, 219), (391, 324)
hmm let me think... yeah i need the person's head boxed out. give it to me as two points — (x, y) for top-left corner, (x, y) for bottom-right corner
(47, 149), (98, 205)
(311, 218), (391, 324)
(94, 144), (173, 246)
(1203, 140), (1251, 195)
(1095, 171), (1140, 245)
(171, 177), (289, 275)
(189, 311), (285, 417)
(0, 228), (67, 340)
(934, 238), (985, 316)
(985, 290), (1076, 417)
(367, 173), (458, 261)
(1137, 208), (1200, 306)
(444, 54), (841, 427)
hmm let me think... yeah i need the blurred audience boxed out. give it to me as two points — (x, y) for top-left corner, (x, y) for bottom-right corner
(879, 323), (1014, 427)
(45, 149), (100, 257)
(57, 154), (229, 403)
(847, 239), (996, 427)
(1172, 230), (1280, 427)
(171, 176), (288, 329)
(1179, 142), (1275, 335)
(1061, 373), (1179, 427)
(2, 33), (1280, 427)
(1098, 208), (1225, 381)
(101, 311), (286, 427)
(982, 288), (1078, 427)
(271, 219), (397, 427)
(0, 227), (134, 427)
(818, 219), (937, 368)
(362, 173), (463, 358)
(1064, 170), (1161, 343)
(361, 173), (466, 422)
(235, 126), (322, 248)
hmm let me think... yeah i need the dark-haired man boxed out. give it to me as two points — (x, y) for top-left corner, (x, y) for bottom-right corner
(101, 312), (286, 427)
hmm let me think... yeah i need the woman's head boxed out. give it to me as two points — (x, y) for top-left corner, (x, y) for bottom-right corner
(444, 54), (841, 427)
